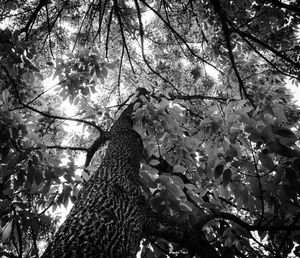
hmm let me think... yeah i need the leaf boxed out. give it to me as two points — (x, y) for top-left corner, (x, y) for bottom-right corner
(2, 188), (13, 197)
(166, 183), (186, 201)
(102, 67), (108, 78)
(186, 189), (203, 206)
(261, 126), (274, 143)
(214, 163), (224, 179)
(30, 218), (40, 234)
(171, 175), (184, 189)
(157, 175), (172, 185)
(133, 102), (140, 111)
(259, 153), (274, 170)
(274, 127), (297, 138)
(1, 221), (12, 242)
(179, 200), (195, 211)
(224, 148), (237, 162)
(149, 159), (160, 166)
(105, 63), (116, 70)
(274, 127), (297, 146)
(30, 183), (38, 194)
(269, 140), (300, 157)
(95, 65), (102, 79)
(283, 185), (297, 201)
(81, 170), (91, 182)
(285, 167), (298, 189)
(140, 170), (157, 188)
(2, 88), (10, 102)
(46, 61), (54, 66)
(173, 164), (186, 173)
(222, 168), (232, 187)
(240, 160), (255, 174)
(242, 188), (249, 206)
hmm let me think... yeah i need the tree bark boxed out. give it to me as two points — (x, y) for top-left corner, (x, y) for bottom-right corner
(42, 102), (149, 257)
(42, 96), (221, 258)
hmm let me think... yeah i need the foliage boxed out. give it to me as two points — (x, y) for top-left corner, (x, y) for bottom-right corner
(0, 0), (300, 257)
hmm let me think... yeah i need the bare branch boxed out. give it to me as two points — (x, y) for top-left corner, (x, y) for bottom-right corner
(168, 92), (227, 102)
(0, 251), (18, 258)
(20, 0), (49, 39)
(113, 0), (136, 74)
(2, 65), (104, 132)
(139, 0), (224, 75)
(133, 0), (181, 93)
(210, 0), (254, 107)
(229, 22), (300, 69)
(33, 145), (88, 151)
(266, 0), (300, 15)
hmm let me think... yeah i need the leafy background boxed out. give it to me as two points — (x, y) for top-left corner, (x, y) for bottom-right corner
(0, 0), (300, 257)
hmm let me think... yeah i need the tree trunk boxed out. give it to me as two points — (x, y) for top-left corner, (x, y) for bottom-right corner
(42, 97), (221, 258)
(42, 103), (149, 257)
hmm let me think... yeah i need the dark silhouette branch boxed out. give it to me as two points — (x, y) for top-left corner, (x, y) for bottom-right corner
(134, 0), (181, 93)
(210, 0), (253, 106)
(33, 145), (88, 151)
(2, 65), (104, 132)
(168, 92), (227, 102)
(105, 7), (114, 58)
(237, 32), (299, 81)
(93, 0), (109, 42)
(139, 0), (225, 75)
(117, 42), (125, 90)
(20, 0), (49, 38)
(113, 0), (136, 74)
(196, 210), (300, 232)
(144, 213), (221, 258)
(276, 212), (300, 256)
(229, 22), (300, 69)
(71, 2), (94, 52)
(266, 0), (300, 15)
(0, 251), (18, 258)
(84, 132), (110, 168)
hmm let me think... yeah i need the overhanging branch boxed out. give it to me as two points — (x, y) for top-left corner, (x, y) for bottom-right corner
(210, 0), (253, 106)
(2, 65), (105, 132)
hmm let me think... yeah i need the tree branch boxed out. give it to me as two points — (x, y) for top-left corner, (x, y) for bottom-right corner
(210, 0), (253, 106)
(139, 0), (224, 75)
(20, 0), (49, 39)
(144, 213), (221, 258)
(33, 145), (88, 151)
(84, 132), (110, 168)
(2, 65), (104, 132)
(266, 0), (300, 15)
(167, 92), (227, 102)
(113, 0), (136, 74)
(0, 251), (18, 258)
(196, 210), (300, 232)
(134, 0), (181, 93)
(229, 22), (300, 69)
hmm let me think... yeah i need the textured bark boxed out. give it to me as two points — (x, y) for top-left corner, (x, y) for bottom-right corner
(42, 103), (149, 257)
(42, 97), (221, 257)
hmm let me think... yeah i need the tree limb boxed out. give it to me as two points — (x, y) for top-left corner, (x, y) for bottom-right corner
(144, 213), (221, 258)
(2, 65), (104, 132)
(229, 22), (300, 69)
(0, 251), (18, 258)
(266, 0), (300, 15)
(20, 0), (49, 38)
(210, 0), (253, 106)
(139, 0), (224, 75)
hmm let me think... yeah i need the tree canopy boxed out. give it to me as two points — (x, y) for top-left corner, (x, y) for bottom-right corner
(1, 0), (300, 257)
